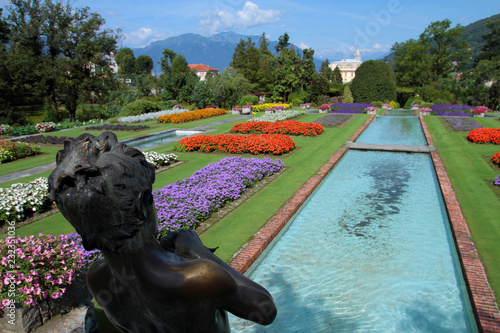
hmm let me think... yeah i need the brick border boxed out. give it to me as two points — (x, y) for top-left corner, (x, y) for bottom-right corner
(229, 114), (500, 332)
(420, 116), (500, 332)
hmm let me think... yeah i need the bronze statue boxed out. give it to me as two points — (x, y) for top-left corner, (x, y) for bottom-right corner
(48, 132), (277, 332)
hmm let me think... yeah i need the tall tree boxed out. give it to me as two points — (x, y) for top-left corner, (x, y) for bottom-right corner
(392, 19), (471, 87)
(160, 48), (176, 74)
(136, 55), (153, 75)
(5, 0), (120, 120)
(351, 60), (397, 103)
(258, 32), (271, 56)
(275, 32), (290, 53)
(230, 37), (260, 85)
(115, 48), (134, 68)
(333, 66), (342, 84)
(319, 59), (334, 82)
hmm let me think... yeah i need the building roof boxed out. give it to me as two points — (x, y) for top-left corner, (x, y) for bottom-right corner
(188, 64), (218, 72)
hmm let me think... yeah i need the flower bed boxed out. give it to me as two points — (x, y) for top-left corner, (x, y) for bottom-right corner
(0, 153), (174, 226)
(156, 108), (226, 124)
(118, 109), (188, 123)
(35, 122), (56, 133)
(153, 157), (284, 236)
(0, 234), (87, 310)
(144, 151), (177, 169)
(431, 104), (474, 112)
(492, 152), (500, 167)
(231, 120), (323, 136)
(249, 110), (305, 123)
(0, 125), (11, 136)
(174, 134), (296, 155)
(251, 103), (291, 113)
(312, 114), (352, 128)
(443, 117), (483, 132)
(467, 128), (500, 144)
(84, 124), (149, 131)
(13, 135), (75, 145)
(0, 140), (41, 163)
(0, 178), (52, 226)
(331, 103), (373, 111)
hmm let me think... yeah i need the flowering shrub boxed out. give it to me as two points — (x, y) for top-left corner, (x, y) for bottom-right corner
(243, 105), (253, 109)
(0, 234), (87, 309)
(319, 104), (331, 110)
(467, 128), (500, 144)
(382, 103), (391, 108)
(431, 104), (474, 114)
(312, 114), (352, 128)
(0, 124), (11, 136)
(153, 157), (285, 236)
(0, 140), (41, 163)
(0, 178), (52, 225)
(35, 122), (56, 133)
(156, 108), (226, 124)
(491, 152), (500, 166)
(443, 117), (483, 132)
(232, 108), (242, 111)
(475, 106), (492, 113)
(364, 106), (378, 113)
(231, 120), (323, 136)
(273, 105), (285, 111)
(331, 103), (373, 111)
(143, 151), (177, 168)
(472, 108), (486, 115)
(252, 103), (291, 113)
(249, 110), (305, 122)
(175, 134), (296, 155)
(300, 103), (311, 108)
(118, 109), (187, 123)
(419, 107), (433, 112)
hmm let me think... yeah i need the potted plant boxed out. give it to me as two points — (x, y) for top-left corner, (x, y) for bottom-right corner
(242, 105), (253, 114)
(419, 107), (432, 116)
(364, 106), (378, 115)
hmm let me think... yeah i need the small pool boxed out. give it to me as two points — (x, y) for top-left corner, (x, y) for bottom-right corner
(386, 109), (415, 117)
(229, 150), (477, 332)
(123, 130), (201, 150)
(356, 116), (427, 146)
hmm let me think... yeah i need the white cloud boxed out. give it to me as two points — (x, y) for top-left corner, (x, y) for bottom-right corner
(199, 1), (282, 35)
(299, 42), (310, 50)
(124, 28), (171, 48)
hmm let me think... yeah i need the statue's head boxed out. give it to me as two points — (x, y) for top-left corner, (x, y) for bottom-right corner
(48, 132), (156, 253)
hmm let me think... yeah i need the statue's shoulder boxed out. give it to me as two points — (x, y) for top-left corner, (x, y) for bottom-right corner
(87, 259), (111, 288)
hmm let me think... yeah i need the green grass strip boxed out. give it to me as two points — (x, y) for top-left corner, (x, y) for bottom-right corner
(424, 116), (500, 302)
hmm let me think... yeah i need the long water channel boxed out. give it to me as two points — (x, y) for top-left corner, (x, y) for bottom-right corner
(229, 115), (477, 332)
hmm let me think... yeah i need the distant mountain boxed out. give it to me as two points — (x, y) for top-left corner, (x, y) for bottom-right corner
(380, 13), (500, 66)
(132, 31), (323, 75)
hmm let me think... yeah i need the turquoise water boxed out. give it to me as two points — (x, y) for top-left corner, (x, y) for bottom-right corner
(386, 109), (415, 117)
(229, 150), (477, 332)
(124, 130), (200, 150)
(356, 116), (427, 146)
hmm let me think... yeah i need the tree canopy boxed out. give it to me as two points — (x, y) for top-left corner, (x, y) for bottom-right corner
(351, 60), (397, 103)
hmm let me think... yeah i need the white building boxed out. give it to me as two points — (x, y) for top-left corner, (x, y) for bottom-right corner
(329, 46), (362, 83)
(188, 64), (219, 81)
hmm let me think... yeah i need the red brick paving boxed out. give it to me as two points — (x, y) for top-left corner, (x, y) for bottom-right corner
(229, 114), (500, 332)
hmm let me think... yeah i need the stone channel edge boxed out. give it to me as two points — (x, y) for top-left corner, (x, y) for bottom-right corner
(228, 114), (500, 332)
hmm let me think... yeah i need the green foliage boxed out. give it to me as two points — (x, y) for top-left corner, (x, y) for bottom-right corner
(160, 49), (177, 74)
(420, 84), (455, 104)
(392, 20), (471, 87)
(121, 99), (161, 116)
(343, 85), (354, 103)
(136, 55), (154, 75)
(171, 55), (189, 73)
(206, 69), (252, 109)
(389, 101), (399, 109)
(238, 94), (259, 106)
(191, 81), (214, 109)
(351, 60), (396, 103)
(396, 87), (415, 107)
(288, 91), (310, 106)
(371, 101), (383, 107)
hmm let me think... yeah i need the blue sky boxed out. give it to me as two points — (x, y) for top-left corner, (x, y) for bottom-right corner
(2, 0), (499, 59)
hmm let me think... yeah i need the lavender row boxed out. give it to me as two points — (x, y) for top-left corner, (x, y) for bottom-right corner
(153, 157), (285, 237)
(431, 104), (474, 112)
(443, 117), (483, 131)
(312, 114), (352, 127)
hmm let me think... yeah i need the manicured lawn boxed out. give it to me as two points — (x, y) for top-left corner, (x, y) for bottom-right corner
(424, 116), (500, 302)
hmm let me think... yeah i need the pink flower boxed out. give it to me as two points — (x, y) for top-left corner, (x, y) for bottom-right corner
(2, 299), (10, 307)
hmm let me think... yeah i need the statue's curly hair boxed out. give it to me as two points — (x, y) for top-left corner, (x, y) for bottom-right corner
(48, 132), (156, 253)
